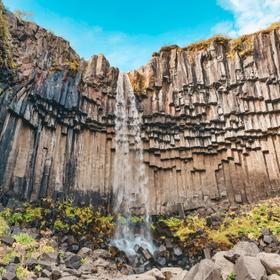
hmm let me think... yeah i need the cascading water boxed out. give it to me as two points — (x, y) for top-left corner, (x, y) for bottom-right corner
(112, 72), (154, 256)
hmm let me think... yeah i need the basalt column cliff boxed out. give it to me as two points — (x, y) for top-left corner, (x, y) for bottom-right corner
(1, 7), (280, 214)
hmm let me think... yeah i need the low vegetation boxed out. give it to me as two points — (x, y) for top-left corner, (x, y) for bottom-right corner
(0, 199), (114, 249)
(1, 198), (280, 279)
(14, 9), (34, 21)
(185, 35), (230, 52)
(0, 0), (15, 68)
(157, 199), (280, 254)
(50, 59), (80, 73)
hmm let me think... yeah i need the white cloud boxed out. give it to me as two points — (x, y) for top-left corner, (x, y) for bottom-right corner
(215, 0), (280, 37)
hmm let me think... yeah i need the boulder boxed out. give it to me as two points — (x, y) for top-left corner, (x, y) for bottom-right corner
(235, 256), (266, 280)
(183, 259), (222, 280)
(144, 268), (165, 279)
(0, 236), (15, 246)
(161, 267), (184, 280)
(173, 271), (189, 280)
(232, 241), (260, 257)
(92, 249), (111, 260)
(41, 269), (52, 278)
(212, 251), (234, 279)
(2, 271), (18, 280)
(77, 247), (92, 257)
(257, 252), (280, 275)
(65, 254), (82, 270)
(39, 252), (58, 264)
(51, 269), (62, 280)
(92, 257), (111, 270)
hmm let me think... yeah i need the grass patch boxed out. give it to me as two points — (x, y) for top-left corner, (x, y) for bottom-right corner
(0, 216), (9, 237)
(185, 35), (230, 52)
(13, 233), (35, 246)
(0, 0), (15, 68)
(155, 199), (280, 254)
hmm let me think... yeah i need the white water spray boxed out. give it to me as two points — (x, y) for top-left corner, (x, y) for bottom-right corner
(112, 72), (154, 255)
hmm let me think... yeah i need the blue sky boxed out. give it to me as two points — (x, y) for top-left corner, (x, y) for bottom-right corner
(3, 0), (280, 71)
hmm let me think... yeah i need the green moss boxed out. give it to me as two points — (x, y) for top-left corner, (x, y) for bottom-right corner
(162, 200), (280, 252)
(54, 219), (70, 232)
(0, 216), (9, 236)
(0, 267), (7, 276)
(50, 59), (79, 73)
(13, 233), (35, 246)
(34, 264), (42, 274)
(130, 216), (144, 224)
(0, 0), (15, 68)
(1, 249), (16, 265)
(23, 205), (42, 223)
(16, 265), (30, 280)
(226, 273), (236, 280)
(227, 35), (255, 59)
(185, 35), (230, 52)
(159, 217), (182, 228)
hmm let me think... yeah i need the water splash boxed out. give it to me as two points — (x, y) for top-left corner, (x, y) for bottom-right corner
(112, 72), (154, 255)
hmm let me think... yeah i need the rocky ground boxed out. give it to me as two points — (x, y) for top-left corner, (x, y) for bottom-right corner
(1, 198), (280, 279)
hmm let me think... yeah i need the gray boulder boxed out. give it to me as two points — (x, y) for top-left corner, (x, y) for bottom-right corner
(183, 259), (222, 280)
(161, 267), (184, 280)
(257, 252), (280, 275)
(235, 256), (266, 280)
(212, 251), (234, 279)
(232, 241), (260, 257)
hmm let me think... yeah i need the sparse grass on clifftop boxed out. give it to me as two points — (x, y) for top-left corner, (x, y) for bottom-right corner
(0, 0), (15, 69)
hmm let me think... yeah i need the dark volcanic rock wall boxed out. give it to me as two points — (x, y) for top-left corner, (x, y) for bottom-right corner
(129, 29), (280, 213)
(0, 10), (119, 208)
(1, 7), (280, 214)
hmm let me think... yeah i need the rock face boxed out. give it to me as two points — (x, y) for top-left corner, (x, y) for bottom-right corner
(1, 7), (280, 213)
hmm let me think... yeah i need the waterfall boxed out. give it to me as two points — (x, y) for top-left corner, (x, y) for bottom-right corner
(112, 72), (154, 255)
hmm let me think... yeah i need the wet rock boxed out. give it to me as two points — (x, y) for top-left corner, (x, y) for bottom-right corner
(137, 247), (154, 261)
(158, 245), (167, 255)
(173, 246), (183, 257)
(235, 256), (266, 280)
(257, 252), (280, 275)
(157, 256), (167, 267)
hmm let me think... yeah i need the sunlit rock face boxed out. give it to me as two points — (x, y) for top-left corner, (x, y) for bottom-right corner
(1, 9), (280, 214)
